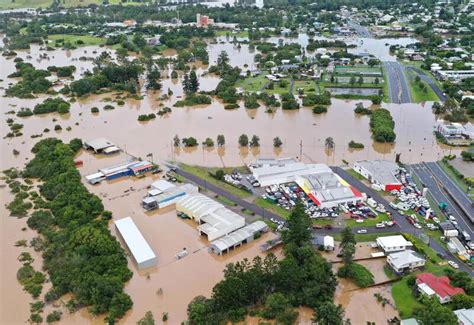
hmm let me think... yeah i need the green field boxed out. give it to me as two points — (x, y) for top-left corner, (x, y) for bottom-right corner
(48, 34), (105, 47)
(293, 80), (318, 95)
(406, 69), (439, 103)
(345, 213), (390, 227)
(215, 30), (249, 38)
(254, 197), (291, 219)
(179, 163), (251, 199)
(439, 160), (474, 196)
(237, 74), (268, 92)
(0, 0), (146, 9)
(334, 65), (383, 75)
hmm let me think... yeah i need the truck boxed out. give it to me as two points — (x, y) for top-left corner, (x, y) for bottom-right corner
(439, 202), (448, 212)
(461, 231), (471, 242)
(444, 229), (459, 238)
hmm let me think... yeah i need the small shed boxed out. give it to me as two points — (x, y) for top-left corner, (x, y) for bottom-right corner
(312, 235), (335, 251)
(84, 138), (116, 154)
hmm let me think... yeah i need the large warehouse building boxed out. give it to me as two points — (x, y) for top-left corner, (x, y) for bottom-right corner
(295, 165), (363, 208)
(176, 193), (245, 241)
(114, 217), (157, 270)
(249, 158), (330, 187)
(353, 160), (402, 192)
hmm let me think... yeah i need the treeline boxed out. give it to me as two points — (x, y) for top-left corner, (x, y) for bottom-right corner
(19, 138), (133, 323)
(186, 204), (342, 324)
(369, 108), (396, 143)
(69, 52), (143, 96)
(6, 62), (52, 98)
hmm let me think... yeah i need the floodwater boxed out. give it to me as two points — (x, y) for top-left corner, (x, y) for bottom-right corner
(0, 33), (457, 324)
(0, 150), (280, 324)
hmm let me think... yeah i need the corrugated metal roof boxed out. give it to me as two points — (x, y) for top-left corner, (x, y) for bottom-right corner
(115, 217), (156, 265)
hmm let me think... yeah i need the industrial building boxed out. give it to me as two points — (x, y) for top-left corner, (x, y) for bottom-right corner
(176, 193), (245, 241)
(376, 235), (413, 253)
(142, 183), (198, 211)
(249, 158), (327, 187)
(114, 217), (157, 270)
(83, 137), (119, 154)
(85, 159), (155, 184)
(387, 250), (426, 273)
(209, 221), (268, 255)
(353, 160), (402, 192)
(295, 166), (363, 208)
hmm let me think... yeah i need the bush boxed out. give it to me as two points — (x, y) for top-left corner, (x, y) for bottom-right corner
(348, 141), (364, 149)
(91, 107), (99, 113)
(54, 125), (62, 131)
(302, 92), (331, 106)
(137, 114), (156, 121)
(103, 104), (115, 110)
(174, 94), (211, 107)
(224, 103), (239, 110)
(312, 105), (327, 114)
(281, 93), (300, 110)
(33, 98), (70, 115)
(46, 311), (62, 323)
(17, 108), (33, 117)
(337, 262), (375, 288)
(370, 109), (396, 143)
(182, 137), (198, 147)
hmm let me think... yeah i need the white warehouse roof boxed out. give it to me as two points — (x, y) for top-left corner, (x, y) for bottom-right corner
(84, 137), (115, 151)
(376, 235), (412, 249)
(176, 193), (245, 241)
(114, 217), (157, 269)
(210, 221), (268, 253)
(354, 160), (401, 186)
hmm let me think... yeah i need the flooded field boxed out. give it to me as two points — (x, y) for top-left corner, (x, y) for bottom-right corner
(326, 87), (381, 96)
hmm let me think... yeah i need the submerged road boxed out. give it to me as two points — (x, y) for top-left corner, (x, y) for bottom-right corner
(384, 61), (411, 104)
(406, 66), (446, 102)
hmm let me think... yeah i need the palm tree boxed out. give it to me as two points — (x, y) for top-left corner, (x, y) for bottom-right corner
(325, 137), (335, 150)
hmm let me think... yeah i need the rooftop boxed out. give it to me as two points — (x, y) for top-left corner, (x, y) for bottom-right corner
(416, 273), (465, 299)
(376, 235), (412, 248)
(114, 217), (156, 265)
(84, 137), (115, 150)
(387, 249), (425, 267)
(355, 160), (401, 186)
(210, 221), (268, 252)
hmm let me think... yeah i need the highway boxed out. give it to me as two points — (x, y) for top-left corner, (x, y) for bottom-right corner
(384, 61), (412, 104)
(405, 66), (446, 102)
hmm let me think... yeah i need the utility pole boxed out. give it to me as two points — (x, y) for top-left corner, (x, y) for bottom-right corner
(299, 140), (302, 161)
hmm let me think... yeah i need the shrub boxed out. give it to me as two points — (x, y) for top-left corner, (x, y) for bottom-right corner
(103, 104), (115, 110)
(54, 125), (62, 131)
(370, 109), (396, 143)
(348, 141), (364, 149)
(337, 262), (374, 288)
(17, 108), (33, 117)
(174, 94), (211, 107)
(312, 105), (327, 114)
(33, 98), (70, 115)
(137, 114), (156, 121)
(281, 93), (300, 110)
(182, 137), (198, 147)
(224, 103), (239, 110)
(91, 107), (99, 113)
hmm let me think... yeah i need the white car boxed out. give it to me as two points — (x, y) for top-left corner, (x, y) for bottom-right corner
(356, 219), (364, 223)
(375, 223), (386, 228)
(448, 261), (459, 269)
(414, 223), (422, 229)
(357, 229), (367, 234)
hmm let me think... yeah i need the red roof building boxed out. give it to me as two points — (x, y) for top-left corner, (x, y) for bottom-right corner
(416, 273), (465, 304)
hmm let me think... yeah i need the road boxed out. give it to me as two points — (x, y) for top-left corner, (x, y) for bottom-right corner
(333, 166), (473, 275)
(171, 164), (473, 274)
(405, 66), (446, 102)
(384, 61), (412, 104)
(425, 162), (474, 224)
(347, 20), (372, 37)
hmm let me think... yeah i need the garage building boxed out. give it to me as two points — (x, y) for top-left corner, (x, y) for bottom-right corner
(353, 160), (402, 192)
(176, 193), (245, 241)
(209, 221), (268, 255)
(114, 217), (157, 270)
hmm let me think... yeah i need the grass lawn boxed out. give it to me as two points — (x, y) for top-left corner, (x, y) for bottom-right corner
(215, 30), (249, 38)
(439, 160), (474, 196)
(334, 231), (400, 242)
(214, 195), (238, 207)
(48, 34), (106, 47)
(345, 213), (390, 227)
(382, 66), (390, 103)
(254, 197), (291, 219)
(406, 69), (439, 103)
(391, 276), (421, 319)
(293, 80), (317, 95)
(265, 79), (292, 96)
(237, 74), (268, 93)
(312, 218), (335, 226)
(346, 168), (365, 180)
(179, 163), (252, 199)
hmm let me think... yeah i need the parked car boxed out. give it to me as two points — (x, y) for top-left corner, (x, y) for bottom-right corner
(375, 223), (386, 228)
(448, 260), (459, 269)
(357, 229), (367, 234)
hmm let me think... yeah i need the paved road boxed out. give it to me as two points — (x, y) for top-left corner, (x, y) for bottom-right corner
(334, 166), (473, 275)
(384, 61), (411, 104)
(425, 162), (474, 224)
(405, 66), (446, 102)
(347, 20), (372, 37)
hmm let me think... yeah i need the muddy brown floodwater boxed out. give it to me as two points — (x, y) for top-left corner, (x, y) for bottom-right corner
(0, 35), (459, 324)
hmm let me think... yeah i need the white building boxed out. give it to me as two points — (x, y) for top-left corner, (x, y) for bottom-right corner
(437, 123), (465, 138)
(353, 160), (402, 192)
(83, 137), (118, 154)
(312, 235), (335, 251)
(376, 235), (413, 253)
(387, 250), (426, 273)
(249, 158), (318, 186)
(209, 221), (268, 255)
(176, 193), (245, 241)
(142, 183), (198, 211)
(454, 308), (474, 325)
(114, 217), (157, 270)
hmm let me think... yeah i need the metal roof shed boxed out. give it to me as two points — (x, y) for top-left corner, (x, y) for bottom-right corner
(114, 217), (157, 270)
(209, 221), (268, 255)
(84, 138), (115, 153)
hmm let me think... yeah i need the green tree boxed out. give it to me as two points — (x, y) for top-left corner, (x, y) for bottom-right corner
(238, 134), (249, 147)
(250, 135), (260, 147)
(137, 311), (155, 325)
(282, 203), (312, 248)
(350, 76), (356, 85)
(189, 70), (199, 93)
(202, 138), (215, 147)
(173, 135), (180, 147)
(339, 227), (356, 265)
(313, 302), (344, 325)
(414, 297), (458, 325)
(217, 135), (225, 147)
(273, 137), (283, 148)
(325, 137), (335, 150)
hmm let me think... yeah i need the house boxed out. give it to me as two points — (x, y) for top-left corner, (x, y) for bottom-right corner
(416, 273), (465, 304)
(353, 160), (402, 192)
(312, 235), (335, 251)
(387, 250), (426, 273)
(376, 235), (413, 253)
(454, 308), (474, 325)
(437, 123), (466, 138)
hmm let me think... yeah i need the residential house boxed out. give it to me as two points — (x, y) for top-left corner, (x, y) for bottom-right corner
(416, 273), (465, 304)
(387, 250), (426, 273)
